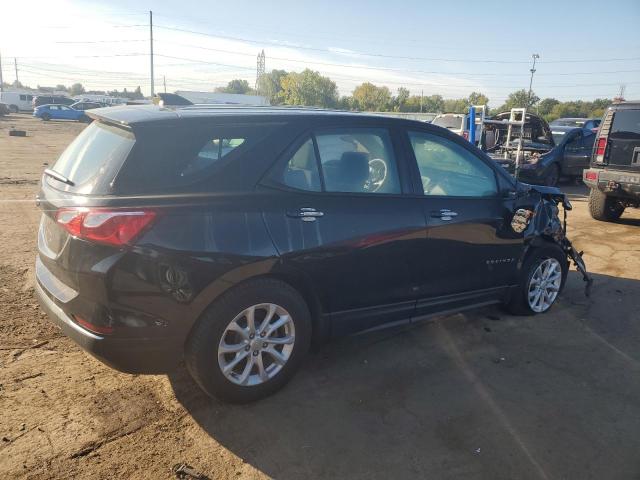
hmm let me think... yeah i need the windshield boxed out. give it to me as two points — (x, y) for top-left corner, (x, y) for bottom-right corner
(550, 119), (585, 127)
(432, 116), (463, 130)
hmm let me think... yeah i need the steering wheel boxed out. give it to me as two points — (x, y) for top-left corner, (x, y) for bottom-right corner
(364, 158), (388, 192)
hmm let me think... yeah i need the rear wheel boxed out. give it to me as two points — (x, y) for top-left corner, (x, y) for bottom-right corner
(588, 188), (624, 221)
(185, 278), (312, 403)
(505, 244), (568, 315)
(9, 104), (19, 113)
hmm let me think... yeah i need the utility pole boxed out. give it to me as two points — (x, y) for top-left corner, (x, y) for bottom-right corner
(420, 89), (423, 113)
(527, 53), (539, 107)
(0, 51), (4, 92)
(149, 10), (155, 97)
(163, 75), (166, 93)
(14, 57), (19, 85)
(255, 50), (265, 94)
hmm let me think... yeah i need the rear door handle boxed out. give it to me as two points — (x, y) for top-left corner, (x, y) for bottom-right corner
(430, 209), (458, 221)
(286, 207), (324, 222)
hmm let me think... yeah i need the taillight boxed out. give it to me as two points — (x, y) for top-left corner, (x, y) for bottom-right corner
(595, 137), (607, 162)
(584, 170), (598, 181)
(55, 208), (156, 246)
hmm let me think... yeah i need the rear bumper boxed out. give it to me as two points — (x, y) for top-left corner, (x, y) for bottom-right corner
(583, 168), (640, 200)
(35, 280), (183, 374)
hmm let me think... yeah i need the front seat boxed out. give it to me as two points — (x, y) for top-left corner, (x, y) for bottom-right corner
(324, 151), (370, 192)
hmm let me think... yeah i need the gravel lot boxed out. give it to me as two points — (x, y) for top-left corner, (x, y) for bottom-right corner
(1, 114), (639, 480)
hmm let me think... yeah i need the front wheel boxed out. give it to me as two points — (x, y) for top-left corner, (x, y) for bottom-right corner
(185, 278), (312, 403)
(9, 104), (19, 113)
(505, 245), (568, 315)
(41, 113), (51, 121)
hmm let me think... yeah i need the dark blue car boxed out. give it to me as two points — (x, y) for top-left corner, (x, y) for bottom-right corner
(489, 112), (596, 186)
(34, 104), (90, 122)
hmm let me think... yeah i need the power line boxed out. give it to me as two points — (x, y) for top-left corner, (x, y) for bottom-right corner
(152, 23), (640, 65)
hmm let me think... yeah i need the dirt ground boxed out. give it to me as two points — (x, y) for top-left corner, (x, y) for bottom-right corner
(1, 114), (639, 480)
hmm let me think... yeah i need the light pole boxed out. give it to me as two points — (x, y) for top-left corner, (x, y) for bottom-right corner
(527, 53), (539, 108)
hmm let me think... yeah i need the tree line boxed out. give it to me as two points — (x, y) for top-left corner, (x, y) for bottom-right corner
(217, 69), (612, 121)
(5, 71), (613, 121)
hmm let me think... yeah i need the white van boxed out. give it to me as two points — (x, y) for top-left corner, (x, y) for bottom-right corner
(0, 91), (35, 112)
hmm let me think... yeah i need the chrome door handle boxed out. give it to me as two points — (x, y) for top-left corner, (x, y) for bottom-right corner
(287, 207), (324, 222)
(431, 209), (458, 221)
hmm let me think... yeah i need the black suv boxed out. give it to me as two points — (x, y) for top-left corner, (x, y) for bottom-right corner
(32, 95), (75, 108)
(583, 101), (640, 221)
(35, 105), (589, 402)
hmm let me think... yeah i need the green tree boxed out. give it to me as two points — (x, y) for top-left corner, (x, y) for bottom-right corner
(394, 87), (410, 111)
(443, 98), (469, 113)
(468, 91), (489, 108)
(537, 98), (560, 117)
(280, 69), (338, 108)
(496, 89), (540, 112)
(69, 83), (85, 96)
(55, 84), (68, 92)
(351, 82), (392, 111)
(257, 69), (287, 104)
(216, 79), (253, 94)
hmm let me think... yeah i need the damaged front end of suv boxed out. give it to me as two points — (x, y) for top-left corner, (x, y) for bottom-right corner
(512, 182), (593, 296)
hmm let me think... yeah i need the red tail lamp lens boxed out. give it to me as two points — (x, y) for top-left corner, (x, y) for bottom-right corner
(56, 208), (156, 246)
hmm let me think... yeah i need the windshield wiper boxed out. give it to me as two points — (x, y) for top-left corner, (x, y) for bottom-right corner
(43, 168), (75, 186)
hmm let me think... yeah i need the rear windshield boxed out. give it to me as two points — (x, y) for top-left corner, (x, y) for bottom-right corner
(432, 116), (463, 130)
(611, 110), (640, 138)
(49, 122), (135, 194)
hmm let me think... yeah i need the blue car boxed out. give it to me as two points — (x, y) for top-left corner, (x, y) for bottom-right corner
(33, 104), (90, 122)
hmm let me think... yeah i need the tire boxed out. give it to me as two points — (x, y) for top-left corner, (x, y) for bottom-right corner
(185, 278), (312, 403)
(544, 164), (560, 187)
(505, 244), (568, 315)
(9, 104), (19, 113)
(41, 113), (51, 121)
(588, 188), (624, 222)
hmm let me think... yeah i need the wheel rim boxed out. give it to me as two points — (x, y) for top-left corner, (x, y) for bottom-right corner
(527, 258), (562, 313)
(218, 303), (295, 386)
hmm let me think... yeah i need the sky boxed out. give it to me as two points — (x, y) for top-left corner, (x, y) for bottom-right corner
(1, 0), (639, 105)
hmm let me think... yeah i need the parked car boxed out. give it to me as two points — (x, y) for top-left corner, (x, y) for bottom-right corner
(486, 111), (583, 186)
(32, 95), (75, 108)
(35, 105), (591, 402)
(70, 101), (103, 111)
(0, 102), (10, 116)
(0, 91), (35, 112)
(550, 117), (601, 131)
(432, 113), (481, 143)
(583, 101), (640, 221)
(33, 104), (90, 122)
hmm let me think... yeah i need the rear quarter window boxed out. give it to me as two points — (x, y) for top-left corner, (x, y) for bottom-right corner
(113, 123), (277, 194)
